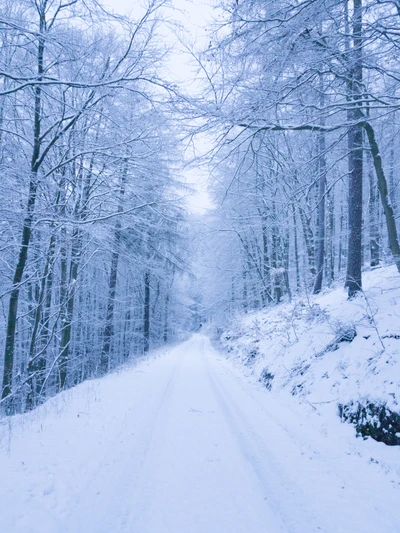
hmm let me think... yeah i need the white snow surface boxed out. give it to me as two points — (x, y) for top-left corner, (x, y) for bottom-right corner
(220, 265), (400, 411)
(1, 332), (400, 532)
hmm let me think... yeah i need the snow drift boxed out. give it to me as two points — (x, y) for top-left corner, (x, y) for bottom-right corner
(218, 265), (400, 446)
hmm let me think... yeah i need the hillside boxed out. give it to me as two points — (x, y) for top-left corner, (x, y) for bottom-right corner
(218, 265), (400, 449)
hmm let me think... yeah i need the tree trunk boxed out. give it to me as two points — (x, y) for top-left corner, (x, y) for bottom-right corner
(100, 247), (120, 374)
(242, 264), (248, 312)
(298, 207), (315, 278)
(313, 129), (327, 294)
(100, 166), (127, 374)
(292, 204), (301, 290)
(261, 213), (272, 304)
(338, 194), (346, 273)
(283, 234), (292, 302)
(163, 291), (169, 344)
(143, 270), (151, 353)
(327, 190), (335, 283)
(345, 0), (364, 298)
(58, 228), (81, 390)
(367, 139), (380, 267)
(363, 121), (400, 272)
(1, 25), (45, 403)
(124, 308), (131, 360)
(25, 232), (56, 409)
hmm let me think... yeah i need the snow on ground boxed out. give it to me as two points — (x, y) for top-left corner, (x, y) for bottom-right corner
(218, 266), (400, 482)
(219, 266), (400, 413)
(1, 332), (400, 532)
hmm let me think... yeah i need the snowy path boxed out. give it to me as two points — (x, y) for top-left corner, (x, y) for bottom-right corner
(1, 335), (399, 532)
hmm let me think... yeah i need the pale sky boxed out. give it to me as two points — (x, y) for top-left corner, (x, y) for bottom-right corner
(107, 0), (215, 214)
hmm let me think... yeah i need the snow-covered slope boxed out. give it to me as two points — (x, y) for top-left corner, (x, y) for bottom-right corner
(218, 266), (400, 451)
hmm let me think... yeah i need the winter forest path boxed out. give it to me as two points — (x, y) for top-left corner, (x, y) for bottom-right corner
(1, 335), (398, 533)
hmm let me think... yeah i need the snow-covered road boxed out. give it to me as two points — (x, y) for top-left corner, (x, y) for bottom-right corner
(1, 335), (399, 532)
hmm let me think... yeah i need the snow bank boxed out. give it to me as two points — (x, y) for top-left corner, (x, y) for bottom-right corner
(218, 265), (400, 450)
(0, 347), (172, 532)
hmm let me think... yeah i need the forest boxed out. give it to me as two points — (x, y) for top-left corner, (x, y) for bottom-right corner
(1, 0), (400, 415)
(197, 0), (400, 322)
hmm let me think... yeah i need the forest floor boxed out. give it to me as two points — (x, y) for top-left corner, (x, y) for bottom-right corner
(1, 334), (399, 533)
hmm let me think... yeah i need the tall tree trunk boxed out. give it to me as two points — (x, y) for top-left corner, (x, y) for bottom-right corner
(298, 206), (315, 278)
(1, 24), (45, 403)
(163, 291), (169, 344)
(25, 232), (56, 409)
(283, 233), (292, 302)
(367, 138), (380, 267)
(261, 212), (272, 304)
(345, 0), (364, 297)
(313, 123), (327, 293)
(363, 122), (400, 272)
(124, 308), (131, 360)
(58, 228), (81, 390)
(57, 121), (99, 387)
(100, 166), (127, 374)
(327, 190), (335, 283)
(271, 201), (282, 303)
(338, 193), (347, 273)
(242, 263), (248, 313)
(41, 237), (55, 350)
(100, 247), (120, 373)
(143, 270), (151, 353)
(292, 204), (301, 290)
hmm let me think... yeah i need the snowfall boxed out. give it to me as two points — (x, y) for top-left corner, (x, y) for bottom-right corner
(1, 267), (400, 533)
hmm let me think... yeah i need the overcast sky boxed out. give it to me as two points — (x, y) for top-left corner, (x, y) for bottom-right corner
(107, 0), (215, 214)
(107, 0), (213, 82)
(108, 0), (213, 32)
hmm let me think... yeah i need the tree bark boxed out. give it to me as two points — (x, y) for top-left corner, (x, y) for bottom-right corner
(367, 136), (380, 267)
(345, 0), (364, 298)
(163, 291), (169, 344)
(313, 128), (327, 294)
(100, 166), (127, 374)
(143, 270), (151, 353)
(25, 232), (56, 409)
(298, 207), (315, 278)
(261, 212), (272, 304)
(1, 20), (45, 403)
(58, 228), (81, 390)
(364, 121), (400, 271)
(292, 204), (301, 290)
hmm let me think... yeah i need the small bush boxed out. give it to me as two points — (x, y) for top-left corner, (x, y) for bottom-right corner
(338, 400), (400, 446)
(246, 345), (259, 365)
(259, 368), (274, 390)
(334, 323), (357, 343)
(316, 323), (357, 357)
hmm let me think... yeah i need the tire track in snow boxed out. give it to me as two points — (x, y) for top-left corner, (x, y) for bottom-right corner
(123, 335), (288, 533)
(116, 340), (188, 532)
(203, 338), (400, 533)
(63, 344), (185, 533)
(202, 339), (326, 533)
